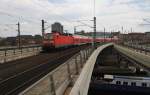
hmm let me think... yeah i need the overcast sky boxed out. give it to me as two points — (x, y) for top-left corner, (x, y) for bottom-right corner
(0, 0), (150, 37)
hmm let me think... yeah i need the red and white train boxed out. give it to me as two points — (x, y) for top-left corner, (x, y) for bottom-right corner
(42, 32), (118, 50)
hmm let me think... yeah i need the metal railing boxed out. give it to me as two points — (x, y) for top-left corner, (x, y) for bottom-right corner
(0, 45), (41, 63)
(20, 47), (93, 95)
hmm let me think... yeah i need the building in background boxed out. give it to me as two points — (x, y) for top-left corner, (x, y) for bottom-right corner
(51, 22), (63, 34)
(119, 32), (150, 45)
(0, 34), (42, 46)
(145, 32), (150, 37)
(6, 37), (16, 46)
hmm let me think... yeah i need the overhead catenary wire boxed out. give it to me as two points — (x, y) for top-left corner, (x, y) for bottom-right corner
(32, 0), (91, 29)
(139, 18), (150, 26)
(32, 1), (74, 23)
(143, 18), (150, 24)
(93, 0), (96, 17)
(31, 1), (81, 34)
(0, 2), (73, 25)
(0, 0), (93, 36)
(34, 1), (94, 35)
(0, 10), (42, 36)
(0, 11), (38, 24)
(77, 20), (93, 28)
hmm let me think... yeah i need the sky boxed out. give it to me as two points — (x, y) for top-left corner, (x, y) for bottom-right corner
(0, 0), (150, 37)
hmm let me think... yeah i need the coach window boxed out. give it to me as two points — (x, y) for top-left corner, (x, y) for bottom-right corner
(116, 81), (121, 85)
(131, 82), (136, 86)
(123, 82), (128, 86)
(142, 83), (147, 87)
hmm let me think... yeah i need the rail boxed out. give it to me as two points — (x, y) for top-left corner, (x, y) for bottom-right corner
(0, 45), (41, 63)
(19, 47), (93, 95)
(69, 43), (113, 95)
(114, 44), (150, 73)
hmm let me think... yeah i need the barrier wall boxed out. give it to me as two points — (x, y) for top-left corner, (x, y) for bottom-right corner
(20, 47), (93, 95)
(0, 45), (41, 63)
(70, 43), (113, 95)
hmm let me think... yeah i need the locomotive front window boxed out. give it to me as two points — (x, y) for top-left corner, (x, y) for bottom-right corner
(44, 33), (53, 39)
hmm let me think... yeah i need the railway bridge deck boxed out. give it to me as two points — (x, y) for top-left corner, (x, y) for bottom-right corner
(0, 43), (150, 95)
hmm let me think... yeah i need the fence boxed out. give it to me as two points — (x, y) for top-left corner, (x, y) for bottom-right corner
(0, 45), (41, 63)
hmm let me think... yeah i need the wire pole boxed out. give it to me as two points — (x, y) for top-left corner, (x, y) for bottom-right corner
(111, 30), (113, 42)
(131, 27), (132, 33)
(93, 17), (96, 48)
(17, 22), (21, 48)
(74, 26), (76, 34)
(104, 27), (105, 43)
(93, 0), (96, 48)
(121, 26), (124, 33)
(42, 19), (45, 38)
(93, 0), (96, 17)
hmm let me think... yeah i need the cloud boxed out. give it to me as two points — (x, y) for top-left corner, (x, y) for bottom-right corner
(0, 0), (150, 37)
(48, 0), (67, 4)
(95, 0), (150, 32)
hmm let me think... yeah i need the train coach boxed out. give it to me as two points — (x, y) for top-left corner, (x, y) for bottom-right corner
(73, 35), (92, 45)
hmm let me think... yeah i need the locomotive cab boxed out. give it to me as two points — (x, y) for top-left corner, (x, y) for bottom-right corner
(44, 33), (53, 40)
(42, 32), (61, 50)
(42, 33), (54, 50)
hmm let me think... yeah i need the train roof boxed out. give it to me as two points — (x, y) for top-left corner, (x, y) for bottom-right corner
(73, 34), (92, 39)
(105, 74), (150, 80)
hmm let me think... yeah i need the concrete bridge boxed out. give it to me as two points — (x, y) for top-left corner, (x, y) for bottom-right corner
(1, 43), (150, 95)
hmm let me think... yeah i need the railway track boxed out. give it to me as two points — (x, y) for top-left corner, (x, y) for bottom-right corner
(0, 45), (90, 95)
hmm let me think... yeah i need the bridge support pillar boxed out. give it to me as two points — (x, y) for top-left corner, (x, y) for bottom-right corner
(75, 56), (79, 75)
(49, 75), (56, 95)
(80, 52), (83, 68)
(67, 62), (73, 86)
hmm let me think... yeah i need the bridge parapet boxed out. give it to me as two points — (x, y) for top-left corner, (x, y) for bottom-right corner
(69, 43), (113, 95)
(0, 45), (41, 63)
(20, 47), (93, 95)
